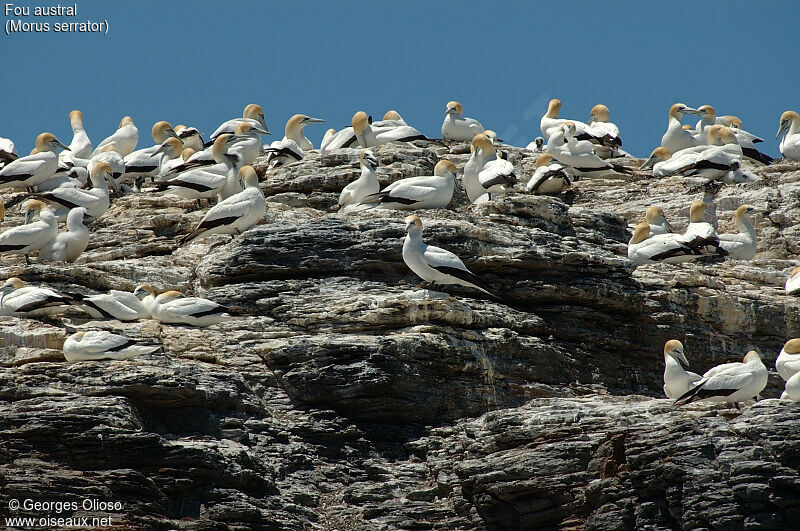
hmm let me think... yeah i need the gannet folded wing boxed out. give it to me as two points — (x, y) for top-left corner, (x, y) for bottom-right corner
(70, 289), (149, 321)
(63, 330), (161, 361)
(675, 351), (768, 405)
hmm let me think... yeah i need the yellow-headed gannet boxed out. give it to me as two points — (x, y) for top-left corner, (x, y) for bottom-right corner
(38, 207), (88, 263)
(359, 159), (457, 210)
(675, 350), (768, 406)
(179, 165), (265, 243)
(644, 206), (673, 235)
(352, 111), (426, 148)
(209, 103), (270, 144)
(662, 340), (702, 399)
(462, 133), (497, 203)
(441, 101), (485, 141)
(133, 283), (156, 316)
(586, 104), (623, 155)
(122, 122), (180, 179)
(0, 200), (58, 262)
(63, 330), (162, 361)
(70, 287), (150, 321)
(88, 144), (125, 185)
(153, 135), (234, 200)
(546, 123), (631, 178)
(320, 128), (338, 153)
(174, 125), (205, 152)
(0, 133), (70, 190)
(695, 105), (772, 164)
(718, 205), (756, 260)
(162, 147), (196, 175)
(0, 277), (72, 316)
(265, 114), (325, 167)
(30, 161), (113, 221)
(402, 215), (500, 300)
(65, 110), (92, 159)
(777, 111), (800, 160)
(92, 116), (139, 157)
(338, 150), (380, 213)
(683, 201), (727, 256)
(785, 267), (800, 295)
(374, 110), (408, 128)
(627, 222), (705, 265)
(149, 290), (233, 327)
(526, 154), (571, 195)
(681, 126), (744, 180)
(540, 99), (619, 148)
(660, 103), (702, 154)
(776, 338), (800, 382)
(228, 121), (270, 168)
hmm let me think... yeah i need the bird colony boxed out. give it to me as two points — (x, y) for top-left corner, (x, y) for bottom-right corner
(2, 99), (800, 406)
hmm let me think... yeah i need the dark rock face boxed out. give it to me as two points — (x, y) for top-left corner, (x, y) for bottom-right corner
(2, 142), (800, 529)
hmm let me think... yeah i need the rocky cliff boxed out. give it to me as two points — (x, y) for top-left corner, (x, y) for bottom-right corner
(1, 142), (800, 529)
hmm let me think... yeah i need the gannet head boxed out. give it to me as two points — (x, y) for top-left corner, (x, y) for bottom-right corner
(717, 115), (742, 129)
(91, 161), (114, 184)
(743, 350), (762, 363)
(239, 165), (259, 188)
(433, 159), (457, 177)
(68, 206), (87, 223)
(588, 104), (610, 125)
(697, 105), (716, 120)
(682, 125), (694, 130)
(791, 266), (800, 281)
(645, 206), (667, 224)
(212, 133), (234, 163)
(689, 201), (707, 223)
(445, 101), (463, 115)
(535, 153), (554, 168)
(351, 111), (370, 135)
(36, 132), (70, 152)
(664, 339), (690, 368)
(640, 147), (671, 169)
(233, 121), (269, 138)
(546, 99), (561, 119)
(383, 110), (402, 121)
(706, 124), (724, 145)
(156, 290), (184, 303)
(151, 121), (177, 143)
(243, 104), (269, 134)
(777, 111), (799, 139)
(562, 121), (578, 138)
(151, 137), (183, 160)
(181, 147), (195, 161)
(783, 338), (800, 355)
(484, 130), (502, 144)
(716, 126), (738, 146)
(631, 222), (651, 244)
(69, 110), (84, 128)
(359, 150), (379, 170)
(1, 277), (25, 294)
(669, 103), (699, 119)
(24, 199), (47, 224)
(734, 204), (755, 222)
(471, 133), (494, 154)
(285, 114), (325, 137)
(133, 283), (155, 299)
(404, 214), (423, 233)
(119, 116), (135, 128)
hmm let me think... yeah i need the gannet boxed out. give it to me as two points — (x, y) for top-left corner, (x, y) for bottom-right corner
(525, 137), (545, 152)
(586, 104), (623, 155)
(320, 128), (338, 152)
(777, 111), (800, 160)
(91, 116), (139, 157)
(264, 114), (324, 167)
(162, 147), (196, 175)
(283, 113), (324, 150)
(640, 147), (694, 177)
(402, 215), (500, 300)
(783, 372), (800, 401)
(373, 110), (407, 128)
(546, 123), (631, 178)
(660, 103), (702, 154)
(63, 331), (162, 361)
(662, 340), (702, 399)
(628, 223), (705, 265)
(776, 338), (800, 383)
(694, 105), (772, 164)
(462, 133), (497, 203)
(643, 206), (673, 235)
(478, 157), (518, 198)
(681, 126), (744, 180)
(69, 288), (149, 321)
(174, 125), (204, 152)
(88, 145), (125, 186)
(149, 290), (234, 327)
(526, 153), (570, 195)
(0, 136), (16, 165)
(320, 126), (357, 153)
(785, 267), (800, 295)
(153, 135), (238, 200)
(30, 161), (113, 221)
(338, 150), (380, 213)
(133, 283), (156, 316)
(122, 122), (180, 179)
(38, 207), (88, 263)
(540, 99), (619, 147)
(359, 159), (457, 210)
(0, 133), (69, 190)
(228, 121), (270, 168)
(352, 111), (426, 148)
(718, 205), (757, 260)
(146, 137), (186, 181)
(441, 101), (485, 141)
(0, 277), (72, 316)
(0, 201), (58, 262)
(65, 110), (92, 159)
(209, 103), (270, 143)
(675, 350), (768, 406)
(683, 201), (727, 256)
(179, 165), (265, 244)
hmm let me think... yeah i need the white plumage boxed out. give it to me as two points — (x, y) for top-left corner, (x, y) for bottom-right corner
(149, 290), (233, 327)
(63, 330), (161, 361)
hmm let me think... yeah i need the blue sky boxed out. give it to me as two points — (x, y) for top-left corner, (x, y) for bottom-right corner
(2, 1), (797, 157)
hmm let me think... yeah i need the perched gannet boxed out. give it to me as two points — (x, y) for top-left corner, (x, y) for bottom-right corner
(441, 101), (485, 141)
(149, 290), (233, 327)
(0, 133), (70, 190)
(540, 99), (618, 147)
(38, 207), (88, 263)
(30, 161), (113, 221)
(133, 283), (156, 315)
(88, 144), (125, 185)
(640, 147), (695, 177)
(69, 288), (149, 321)
(174, 125), (204, 152)
(463, 133), (497, 203)
(352, 111), (426, 148)
(683, 201), (726, 256)
(360, 159), (457, 210)
(783, 371), (800, 401)
(284, 113), (324, 150)
(547, 123), (631, 178)
(65, 110), (92, 159)
(0, 136), (16, 165)
(0, 201), (58, 262)
(373, 110), (407, 127)
(179, 165), (265, 243)
(209, 103), (270, 143)
(162, 147), (196, 175)
(785, 267), (800, 295)
(525, 137), (545, 152)
(628, 223), (705, 265)
(675, 350), (768, 406)
(320, 128), (338, 152)
(660, 103), (702, 154)
(92, 116), (139, 157)
(526, 153), (571, 194)
(264, 114), (324, 166)
(63, 330), (161, 361)
(478, 157), (518, 198)
(718, 205), (756, 260)
(777, 111), (800, 160)
(122, 122), (180, 179)
(776, 338), (800, 383)
(153, 135), (233, 200)
(644, 206), (673, 235)
(662, 340), (702, 399)
(228, 121), (270, 168)
(145, 137), (186, 181)
(681, 126), (744, 180)
(0, 277), (72, 316)
(695, 105), (772, 164)
(586, 104), (623, 154)
(402, 215), (499, 300)
(338, 150), (380, 213)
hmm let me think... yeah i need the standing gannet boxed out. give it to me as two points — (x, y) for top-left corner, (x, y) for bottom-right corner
(122, 122), (179, 179)
(149, 290), (234, 327)
(675, 350), (768, 406)
(0, 133), (70, 190)
(441, 101), (485, 141)
(30, 161), (113, 221)
(228, 122), (269, 168)
(0, 201), (58, 262)
(627, 223), (705, 265)
(374, 110), (408, 127)
(662, 340), (702, 399)
(0, 277), (72, 316)
(478, 156), (517, 199)
(359, 159), (457, 210)
(283, 113), (324, 150)
(776, 338), (800, 382)
(338, 150), (380, 213)
(179, 165), (265, 244)
(660, 103), (702, 154)
(462, 133), (497, 203)
(208, 103), (270, 143)
(526, 154), (570, 195)
(264, 114), (325, 167)
(65, 110), (92, 159)
(547, 123), (631, 178)
(92, 116), (139, 157)
(683, 201), (727, 256)
(38, 207), (88, 263)
(352, 111), (426, 148)
(174, 125), (204, 152)
(777, 111), (800, 160)
(63, 331), (161, 361)
(69, 288), (150, 321)
(402, 215), (500, 300)
(644, 206), (673, 235)
(152, 135), (234, 200)
(694, 105), (772, 164)
(718, 205), (757, 260)
(540, 99), (619, 147)
(586, 104), (623, 154)
(785, 267), (800, 295)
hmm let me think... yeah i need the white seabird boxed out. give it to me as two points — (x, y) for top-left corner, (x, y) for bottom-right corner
(209, 103), (270, 143)
(65, 110), (92, 159)
(0, 200), (58, 262)
(675, 350), (768, 406)
(402, 215), (500, 300)
(174, 125), (205, 152)
(441, 101), (485, 141)
(264, 114), (325, 167)
(644, 206), (673, 236)
(162, 147), (197, 175)
(373, 110), (408, 128)
(132, 283), (156, 316)
(526, 154), (571, 195)
(680, 126), (744, 181)
(640, 147), (701, 177)
(525, 137), (545, 152)
(88, 145), (125, 187)
(586, 104), (623, 156)
(63, 330), (161, 361)
(627, 222), (706, 265)
(38, 206), (89, 263)
(683, 200), (726, 256)
(320, 128), (339, 153)
(352, 111), (426, 148)
(785, 267), (800, 295)
(149, 290), (234, 327)
(122, 122), (179, 180)
(694, 105), (772, 164)
(776, 338), (800, 383)
(179, 165), (265, 244)
(0, 277), (72, 316)
(31, 161), (113, 221)
(783, 372), (800, 401)
(152, 135), (234, 200)
(718, 205), (757, 260)
(0, 136), (16, 165)
(660, 103), (702, 154)
(69, 287), (150, 321)
(777, 110), (800, 160)
(228, 121), (270, 168)
(92, 116), (139, 157)
(540, 99), (618, 148)
(360, 159), (457, 210)
(662, 340), (702, 399)
(462, 133), (497, 203)
(546, 122), (631, 178)
(0, 133), (70, 190)
(338, 150), (380, 213)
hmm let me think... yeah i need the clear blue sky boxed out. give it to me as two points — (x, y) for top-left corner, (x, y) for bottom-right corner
(2, 1), (797, 158)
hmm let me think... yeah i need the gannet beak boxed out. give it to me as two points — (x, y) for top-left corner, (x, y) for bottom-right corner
(252, 127), (270, 136)
(777, 120), (790, 139)
(664, 219), (674, 232)
(303, 117), (325, 124)
(676, 350), (690, 369)
(640, 155), (658, 170)
(25, 208), (36, 224)
(258, 116), (270, 135)
(54, 139), (70, 151)
(445, 106), (456, 114)
(587, 115), (596, 125)
(682, 108), (701, 116)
